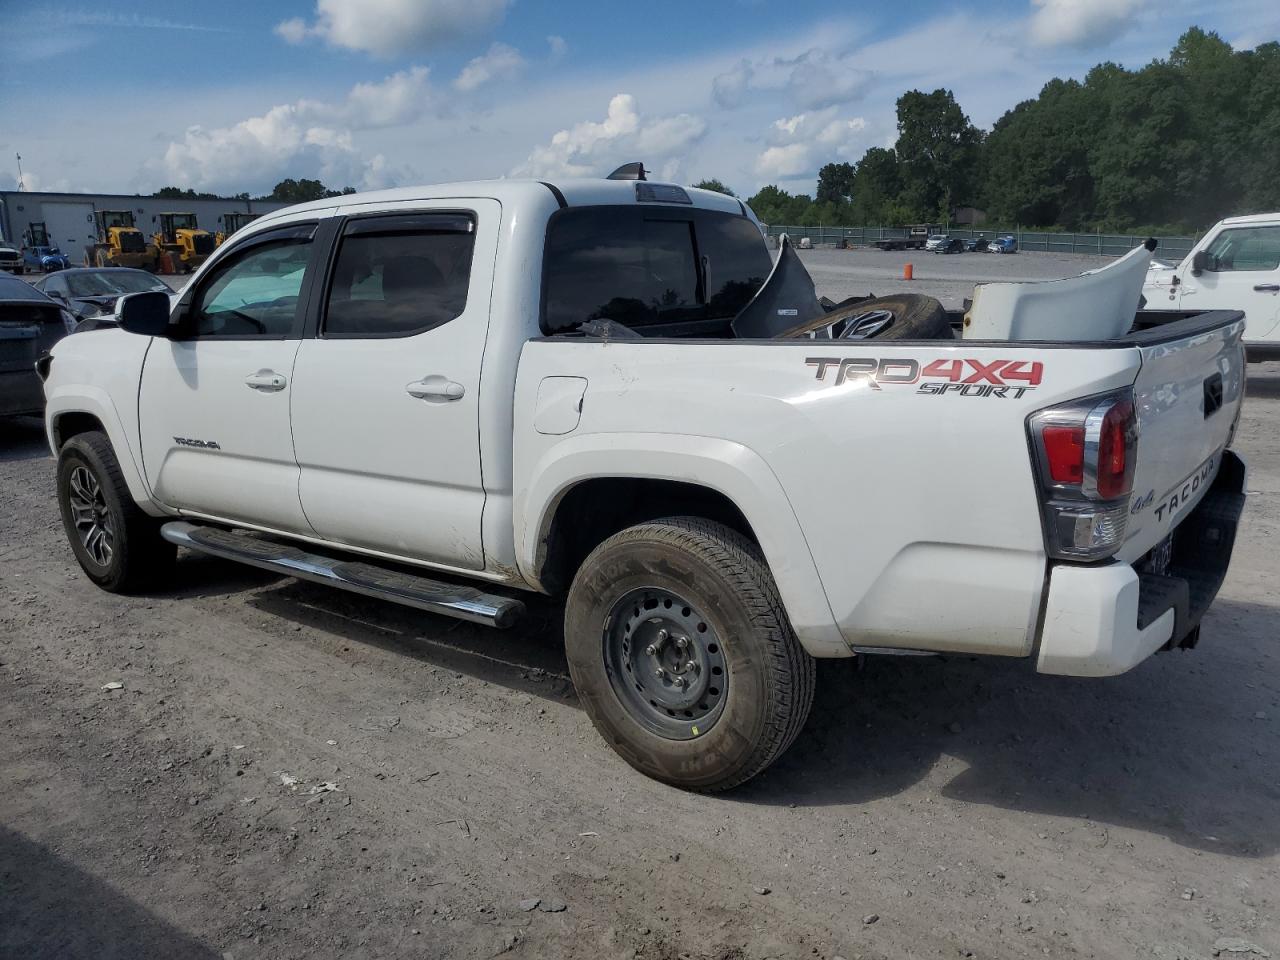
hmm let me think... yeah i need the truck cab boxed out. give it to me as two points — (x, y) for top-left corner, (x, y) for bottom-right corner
(1144, 212), (1280, 359)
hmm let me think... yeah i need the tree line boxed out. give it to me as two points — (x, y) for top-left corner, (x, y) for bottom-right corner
(701, 29), (1280, 234)
(151, 179), (357, 204)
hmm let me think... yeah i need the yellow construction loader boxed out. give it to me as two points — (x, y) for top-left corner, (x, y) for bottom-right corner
(215, 212), (260, 246)
(85, 210), (156, 269)
(151, 212), (216, 273)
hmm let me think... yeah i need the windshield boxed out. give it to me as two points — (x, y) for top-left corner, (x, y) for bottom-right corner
(67, 271), (167, 297)
(101, 212), (135, 229)
(169, 215), (199, 231)
(542, 207), (771, 337)
(35, 246), (61, 256)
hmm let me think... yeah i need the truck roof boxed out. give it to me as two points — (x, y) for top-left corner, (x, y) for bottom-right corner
(1219, 212), (1280, 226)
(253, 178), (749, 226)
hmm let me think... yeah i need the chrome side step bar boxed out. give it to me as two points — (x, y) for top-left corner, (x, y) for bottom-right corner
(160, 521), (524, 628)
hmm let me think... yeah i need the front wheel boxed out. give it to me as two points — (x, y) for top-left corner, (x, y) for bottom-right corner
(564, 517), (815, 791)
(57, 431), (175, 592)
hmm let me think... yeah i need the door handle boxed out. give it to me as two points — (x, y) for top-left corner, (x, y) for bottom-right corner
(406, 375), (465, 402)
(1254, 283), (1280, 293)
(244, 370), (287, 392)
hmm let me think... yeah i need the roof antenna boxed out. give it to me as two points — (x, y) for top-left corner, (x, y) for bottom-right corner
(607, 162), (647, 181)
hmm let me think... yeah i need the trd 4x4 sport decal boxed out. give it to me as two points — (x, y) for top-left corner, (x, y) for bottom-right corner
(805, 357), (1044, 398)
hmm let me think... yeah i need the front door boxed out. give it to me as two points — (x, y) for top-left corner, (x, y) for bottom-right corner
(1180, 223), (1280, 344)
(290, 201), (499, 569)
(139, 219), (327, 533)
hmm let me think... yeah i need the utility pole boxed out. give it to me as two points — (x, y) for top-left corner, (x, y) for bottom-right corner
(15, 153), (24, 191)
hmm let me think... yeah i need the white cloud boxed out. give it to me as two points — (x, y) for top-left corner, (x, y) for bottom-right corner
(784, 49), (873, 110)
(276, 0), (510, 57)
(712, 47), (872, 112)
(513, 94), (707, 179)
(712, 60), (754, 109)
(1028, 0), (1147, 48)
(454, 42), (525, 91)
(160, 68), (435, 193)
(754, 108), (868, 180)
(547, 35), (568, 60)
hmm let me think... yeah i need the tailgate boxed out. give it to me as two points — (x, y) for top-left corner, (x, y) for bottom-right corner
(1120, 314), (1246, 561)
(0, 322), (41, 373)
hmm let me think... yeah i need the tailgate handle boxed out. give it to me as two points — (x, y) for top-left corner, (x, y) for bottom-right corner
(1203, 373), (1224, 417)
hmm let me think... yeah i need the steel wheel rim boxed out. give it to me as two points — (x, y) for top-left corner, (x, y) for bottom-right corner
(68, 465), (114, 566)
(602, 587), (728, 740)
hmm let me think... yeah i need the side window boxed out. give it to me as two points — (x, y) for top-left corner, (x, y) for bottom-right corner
(542, 209), (699, 332)
(190, 230), (314, 337)
(324, 213), (475, 338)
(1204, 226), (1280, 273)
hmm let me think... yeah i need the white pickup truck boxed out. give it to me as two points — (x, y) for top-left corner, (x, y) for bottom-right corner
(1143, 212), (1280, 360)
(40, 174), (1247, 791)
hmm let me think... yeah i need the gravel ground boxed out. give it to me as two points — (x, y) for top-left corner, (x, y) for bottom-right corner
(1, 262), (1277, 960)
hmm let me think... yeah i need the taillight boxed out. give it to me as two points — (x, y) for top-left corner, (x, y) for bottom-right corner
(1028, 391), (1138, 561)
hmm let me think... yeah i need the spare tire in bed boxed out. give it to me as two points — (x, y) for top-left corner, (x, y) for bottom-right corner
(779, 293), (952, 341)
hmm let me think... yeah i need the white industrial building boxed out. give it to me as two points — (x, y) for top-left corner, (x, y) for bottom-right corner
(0, 190), (291, 263)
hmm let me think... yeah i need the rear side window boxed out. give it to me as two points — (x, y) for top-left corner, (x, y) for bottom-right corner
(324, 213), (475, 338)
(542, 207), (771, 336)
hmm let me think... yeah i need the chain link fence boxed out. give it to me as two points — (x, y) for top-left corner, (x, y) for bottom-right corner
(764, 225), (1198, 261)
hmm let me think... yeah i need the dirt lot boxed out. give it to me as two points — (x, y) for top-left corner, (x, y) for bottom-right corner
(2, 275), (1279, 959)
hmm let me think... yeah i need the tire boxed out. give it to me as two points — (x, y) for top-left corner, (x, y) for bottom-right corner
(780, 292), (952, 341)
(56, 431), (175, 592)
(564, 517), (815, 791)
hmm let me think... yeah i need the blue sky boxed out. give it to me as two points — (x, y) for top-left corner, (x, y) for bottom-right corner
(2, 0), (1277, 199)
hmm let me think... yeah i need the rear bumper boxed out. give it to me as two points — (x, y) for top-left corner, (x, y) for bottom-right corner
(1036, 451), (1246, 677)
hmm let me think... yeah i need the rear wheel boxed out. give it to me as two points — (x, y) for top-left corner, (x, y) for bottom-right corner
(57, 431), (175, 592)
(564, 517), (815, 791)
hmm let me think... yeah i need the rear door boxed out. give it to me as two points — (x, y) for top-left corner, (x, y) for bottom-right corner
(1179, 224), (1280, 344)
(1118, 315), (1247, 562)
(290, 200), (499, 569)
(139, 219), (330, 533)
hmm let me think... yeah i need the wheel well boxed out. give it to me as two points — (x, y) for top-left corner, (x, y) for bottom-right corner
(538, 478), (757, 595)
(52, 412), (106, 450)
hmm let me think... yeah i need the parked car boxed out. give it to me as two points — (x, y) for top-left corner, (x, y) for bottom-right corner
(934, 237), (964, 254)
(1, 274), (75, 417)
(1142, 212), (1280, 361)
(987, 235), (1018, 254)
(0, 240), (23, 274)
(965, 237), (990, 253)
(41, 175), (1245, 790)
(32, 267), (172, 325)
(924, 234), (949, 252)
(23, 245), (72, 273)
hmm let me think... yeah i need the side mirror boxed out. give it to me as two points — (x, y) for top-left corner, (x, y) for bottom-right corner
(46, 289), (65, 301)
(117, 290), (172, 337)
(1191, 250), (1210, 275)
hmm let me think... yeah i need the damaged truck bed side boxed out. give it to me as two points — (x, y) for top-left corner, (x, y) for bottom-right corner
(41, 175), (1246, 791)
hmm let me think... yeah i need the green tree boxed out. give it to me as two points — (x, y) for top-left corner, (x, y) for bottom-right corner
(745, 185), (812, 225)
(849, 148), (903, 224)
(692, 178), (736, 196)
(816, 162), (856, 204)
(893, 89), (982, 221)
(265, 178), (355, 203)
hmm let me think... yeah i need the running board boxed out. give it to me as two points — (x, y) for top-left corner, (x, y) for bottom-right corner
(160, 521), (524, 628)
